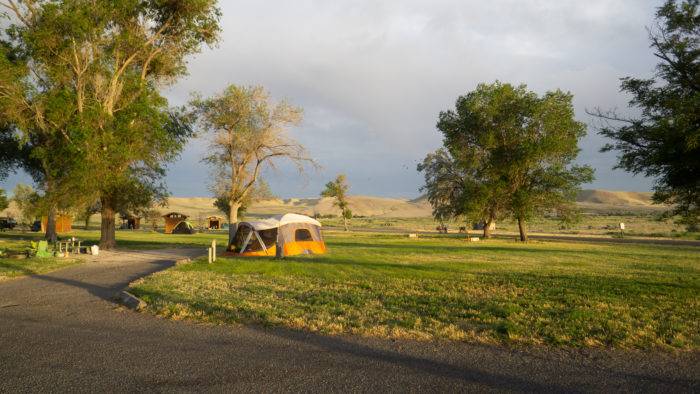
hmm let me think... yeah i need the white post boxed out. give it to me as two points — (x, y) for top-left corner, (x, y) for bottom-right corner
(212, 240), (217, 262)
(208, 247), (213, 264)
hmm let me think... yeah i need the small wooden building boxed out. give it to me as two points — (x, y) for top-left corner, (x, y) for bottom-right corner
(41, 214), (73, 233)
(207, 216), (223, 230)
(163, 212), (188, 234)
(121, 214), (141, 230)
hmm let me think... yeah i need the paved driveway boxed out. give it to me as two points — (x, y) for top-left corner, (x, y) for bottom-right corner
(0, 249), (697, 392)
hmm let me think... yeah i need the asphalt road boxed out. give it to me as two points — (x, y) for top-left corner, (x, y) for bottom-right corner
(0, 249), (697, 392)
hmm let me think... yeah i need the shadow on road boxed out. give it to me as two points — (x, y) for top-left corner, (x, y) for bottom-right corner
(254, 326), (567, 392)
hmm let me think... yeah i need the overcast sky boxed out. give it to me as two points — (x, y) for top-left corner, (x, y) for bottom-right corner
(4, 0), (663, 198)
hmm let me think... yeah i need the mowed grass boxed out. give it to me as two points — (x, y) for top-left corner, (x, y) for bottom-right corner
(0, 236), (81, 281)
(130, 232), (700, 350)
(0, 229), (229, 250)
(0, 230), (228, 280)
(0, 256), (82, 281)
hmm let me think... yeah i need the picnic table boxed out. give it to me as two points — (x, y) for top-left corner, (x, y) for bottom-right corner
(56, 238), (90, 255)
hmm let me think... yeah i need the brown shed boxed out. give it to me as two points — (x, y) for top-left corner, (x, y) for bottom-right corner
(41, 214), (73, 233)
(121, 214), (141, 230)
(207, 216), (223, 230)
(163, 212), (188, 234)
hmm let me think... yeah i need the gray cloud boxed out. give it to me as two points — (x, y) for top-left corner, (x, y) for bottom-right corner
(3, 0), (662, 197)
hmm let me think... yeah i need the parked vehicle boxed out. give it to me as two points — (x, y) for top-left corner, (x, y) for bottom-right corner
(0, 217), (17, 231)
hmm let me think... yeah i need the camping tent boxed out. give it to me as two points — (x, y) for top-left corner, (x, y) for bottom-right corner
(231, 213), (326, 257)
(207, 216), (223, 230)
(163, 212), (188, 234)
(41, 214), (72, 233)
(172, 220), (195, 234)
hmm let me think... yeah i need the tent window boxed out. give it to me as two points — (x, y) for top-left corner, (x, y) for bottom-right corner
(295, 229), (313, 241)
(258, 229), (278, 248)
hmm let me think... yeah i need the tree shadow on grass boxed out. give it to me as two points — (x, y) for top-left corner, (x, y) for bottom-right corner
(129, 287), (564, 391)
(131, 286), (698, 391)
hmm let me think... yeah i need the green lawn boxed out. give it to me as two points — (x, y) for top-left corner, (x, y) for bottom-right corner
(0, 256), (81, 281)
(0, 235), (82, 280)
(0, 229), (227, 280)
(0, 229), (228, 251)
(130, 232), (700, 350)
(318, 215), (699, 239)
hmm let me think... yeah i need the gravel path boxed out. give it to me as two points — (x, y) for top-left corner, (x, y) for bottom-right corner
(0, 248), (697, 392)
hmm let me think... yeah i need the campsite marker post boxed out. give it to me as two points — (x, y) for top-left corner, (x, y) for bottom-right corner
(211, 240), (217, 262)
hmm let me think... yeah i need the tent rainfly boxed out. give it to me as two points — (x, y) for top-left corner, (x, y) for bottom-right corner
(163, 212), (189, 234)
(231, 213), (326, 257)
(207, 216), (223, 230)
(41, 214), (72, 233)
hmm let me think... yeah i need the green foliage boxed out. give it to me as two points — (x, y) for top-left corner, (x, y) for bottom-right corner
(436, 82), (594, 240)
(0, 123), (22, 181)
(595, 0), (699, 230)
(11, 183), (40, 224)
(0, 0), (220, 247)
(0, 188), (8, 212)
(418, 148), (494, 227)
(321, 174), (352, 228)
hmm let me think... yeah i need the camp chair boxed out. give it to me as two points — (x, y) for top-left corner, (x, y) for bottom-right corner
(34, 240), (52, 258)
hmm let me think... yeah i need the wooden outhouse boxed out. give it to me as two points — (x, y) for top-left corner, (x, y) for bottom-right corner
(163, 212), (188, 234)
(41, 214), (73, 233)
(207, 216), (223, 230)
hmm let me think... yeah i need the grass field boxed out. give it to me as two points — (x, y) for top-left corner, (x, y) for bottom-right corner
(317, 214), (698, 239)
(129, 232), (700, 350)
(0, 230), (229, 280)
(0, 235), (81, 281)
(0, 229), (228, 250)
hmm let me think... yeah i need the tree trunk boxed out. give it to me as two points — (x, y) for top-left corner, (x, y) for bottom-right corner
(45, 205), (58, 243)
(228, 201), (241, 249)
(342, 214), (348, 231)
(100, 199), (117, 250)
(483, 215), (494, 239)
(517, 216), (528, 242)
(84, 215), (91, 230)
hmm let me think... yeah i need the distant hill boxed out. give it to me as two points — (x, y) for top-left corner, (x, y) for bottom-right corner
(0, 189), (666, 221)
(575, 189), (665, 212)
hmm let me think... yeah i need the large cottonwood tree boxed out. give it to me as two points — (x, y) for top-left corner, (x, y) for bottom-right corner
(437, 82), (594, 241)
(192, 85), (313, 248)
(0, 0), (220, 248)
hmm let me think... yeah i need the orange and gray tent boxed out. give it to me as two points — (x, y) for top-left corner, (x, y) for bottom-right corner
(231, 214), (326, 257)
